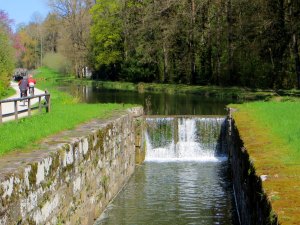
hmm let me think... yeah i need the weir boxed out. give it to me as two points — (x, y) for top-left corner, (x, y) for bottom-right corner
(145, 117), (227, 161)
(95, 116), (236, 225)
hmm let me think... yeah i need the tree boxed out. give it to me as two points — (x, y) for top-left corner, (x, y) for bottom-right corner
(286, 0), (300, 88)
(34, 0), (300, 88)
(17, 25), (39, 69)
(90, 0), (123, 80)
(0, 10), (15, 93)
(42, 14), (59, 53)
(49, 0), (94, 77)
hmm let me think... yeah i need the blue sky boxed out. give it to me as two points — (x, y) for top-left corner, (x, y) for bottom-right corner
(0, 0), (50, 30)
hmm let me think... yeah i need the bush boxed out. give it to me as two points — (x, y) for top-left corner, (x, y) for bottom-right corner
(0, 25), (14, 93)
(43, 52), (72, 74)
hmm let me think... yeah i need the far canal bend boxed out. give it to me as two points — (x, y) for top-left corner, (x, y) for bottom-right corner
(61, 84), (239, 225)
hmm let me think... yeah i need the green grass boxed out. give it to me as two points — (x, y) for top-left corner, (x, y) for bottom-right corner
(0, 67), (134, 156)
(0, 87), (15, 100)
(232, 100), (300, 160)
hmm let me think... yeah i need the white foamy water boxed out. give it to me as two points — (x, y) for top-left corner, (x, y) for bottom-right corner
(145, 117), (227, 162)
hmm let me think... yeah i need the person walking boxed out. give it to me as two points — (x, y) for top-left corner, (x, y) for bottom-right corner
(28, 74), (36, 96)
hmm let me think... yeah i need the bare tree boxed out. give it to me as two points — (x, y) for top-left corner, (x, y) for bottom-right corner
(31, 12), (45, 68)
(48, 0), (94, 77)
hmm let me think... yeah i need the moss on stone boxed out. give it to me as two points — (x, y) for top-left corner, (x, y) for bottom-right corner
(96, 130), (105, 154)
(93, 154), (100, 167)
(26, 218), (36, 225)
(50, 152), (60, 175)
(88, 135), (94, 152)
(28, 163), (38, 186)
(101, 175), (109, 194)
(41, 178), (55, 190)
(38, 192), (50, 209)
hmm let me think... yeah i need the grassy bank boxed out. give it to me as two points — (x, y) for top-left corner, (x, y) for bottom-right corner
(0, 87), (15, 100)
(0, 68), (134, 156)
(231, 101), (300, 224)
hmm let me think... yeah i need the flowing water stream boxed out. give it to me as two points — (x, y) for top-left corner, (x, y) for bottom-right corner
(94, 117), (237, 225)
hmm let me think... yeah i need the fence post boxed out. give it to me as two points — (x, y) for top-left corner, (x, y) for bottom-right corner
(39, 96), (42, 113)
(14, 100), (18, 120)
(28, 98), (31, 116)
(45, 90), (51, 113)
(0, 102), (2, 123)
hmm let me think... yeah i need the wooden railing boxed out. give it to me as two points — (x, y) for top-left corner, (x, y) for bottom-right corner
(0, 92), (51, 123)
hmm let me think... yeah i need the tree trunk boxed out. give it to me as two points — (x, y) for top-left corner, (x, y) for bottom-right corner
(163, 41), (168, 83)
(292, 34), (300, 89)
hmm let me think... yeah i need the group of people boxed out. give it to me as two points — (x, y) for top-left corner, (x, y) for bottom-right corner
(18, 74), (36, 98)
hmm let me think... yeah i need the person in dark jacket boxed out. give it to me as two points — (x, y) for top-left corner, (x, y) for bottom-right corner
(18, 77), (28, 98)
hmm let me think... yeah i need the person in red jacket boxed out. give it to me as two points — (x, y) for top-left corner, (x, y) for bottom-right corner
(28, 74), (36, 96)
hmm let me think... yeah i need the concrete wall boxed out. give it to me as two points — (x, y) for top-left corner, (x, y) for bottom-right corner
(226, 117), (278, 225)
(0, 107), (144, 225)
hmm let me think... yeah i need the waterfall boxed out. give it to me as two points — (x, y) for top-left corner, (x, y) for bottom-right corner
(145, 117), (227, 162)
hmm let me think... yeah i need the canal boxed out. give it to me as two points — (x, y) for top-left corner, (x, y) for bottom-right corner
(61, 84), (239, 225)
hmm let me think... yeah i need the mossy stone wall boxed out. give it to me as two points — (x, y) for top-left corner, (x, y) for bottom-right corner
(226, 117), (278, 225)
(0, 107), (144, 225)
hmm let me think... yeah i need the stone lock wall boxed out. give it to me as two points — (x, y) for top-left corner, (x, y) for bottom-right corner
(0, 107), (144, 225)
(226, 117), (278, 225)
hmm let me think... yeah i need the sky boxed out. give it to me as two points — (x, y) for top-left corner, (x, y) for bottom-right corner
(0, 0), (50, 30)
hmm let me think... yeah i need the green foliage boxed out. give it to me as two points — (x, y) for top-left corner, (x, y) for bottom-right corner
(0, 24), (15, 94)
(0, 67), (133, 155)
(90, 0), (123, 68)
(43, 52), (72, 74)
(0, 87), (15, 100)
(121, 58), (156, 82)
(87, 0), (300, 89)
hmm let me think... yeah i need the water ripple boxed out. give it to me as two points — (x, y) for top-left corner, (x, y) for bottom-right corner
(95, 161), (235, 225)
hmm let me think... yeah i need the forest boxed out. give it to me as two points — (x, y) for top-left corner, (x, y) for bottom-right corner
(1, 0), (300, 90)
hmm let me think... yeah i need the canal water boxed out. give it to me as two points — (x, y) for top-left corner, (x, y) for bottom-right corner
(59, 84), (235, 115)
(61, 84), (238, 224)
(95, 117), (236, 225)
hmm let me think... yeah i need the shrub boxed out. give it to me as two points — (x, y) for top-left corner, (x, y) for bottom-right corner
(43, 52), (72, 74)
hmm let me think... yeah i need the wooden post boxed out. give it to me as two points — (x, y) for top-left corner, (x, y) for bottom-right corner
(14, 100), (18, 120)
(48, 95), (51, 112)
(39, 96), (42, 113)
(45, 90), (51, 113)
(0, 103), (2, 123)
(28, 98), (31, 116)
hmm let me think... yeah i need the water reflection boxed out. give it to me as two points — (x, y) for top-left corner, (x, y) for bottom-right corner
(58, 84), (236, 115)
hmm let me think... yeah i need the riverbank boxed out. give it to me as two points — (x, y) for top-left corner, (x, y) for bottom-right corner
(54, 76), (278, 101)
(0, 68), (134, 156)
(231, 101), (300, 224)
(39, 67), (300, 101)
